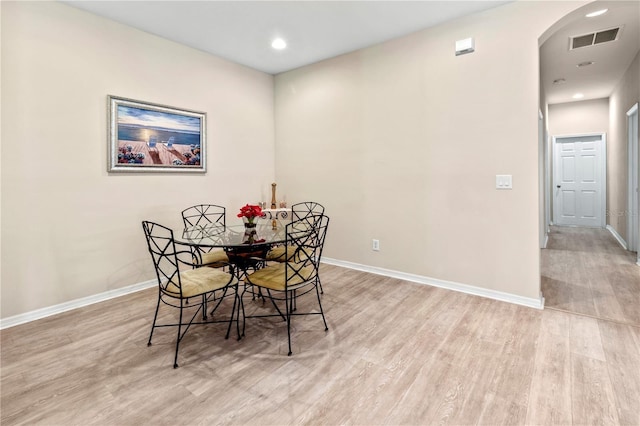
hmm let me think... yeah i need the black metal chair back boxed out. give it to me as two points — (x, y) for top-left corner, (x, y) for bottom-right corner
(181, 204), (226, 228)
(142, 221), (186, 298)
(181, 204), (229, 268)
(291, 202), (324, 224)
(285, 214), (328, 288)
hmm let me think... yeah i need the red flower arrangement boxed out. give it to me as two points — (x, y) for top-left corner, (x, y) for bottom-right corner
(237, 204), (263, 225)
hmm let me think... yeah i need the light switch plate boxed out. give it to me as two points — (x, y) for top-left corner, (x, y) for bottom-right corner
(496, 174), (512, 189)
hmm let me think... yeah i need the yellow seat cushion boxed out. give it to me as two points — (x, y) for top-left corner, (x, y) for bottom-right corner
(265, 245), (292, 261)
(164, 267), (235, 298)
(198, 250), (229, 267)
(246, 262), (314, 291)
(265, 245), (311, 262)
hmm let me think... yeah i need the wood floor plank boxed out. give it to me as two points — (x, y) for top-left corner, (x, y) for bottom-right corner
(583, 252), (629, 323)
(391, 290), (475, 366)
(436, 339), (502, 425)
(295, 358), (407, 425)
(571, 353), (621, 425)
(598, 320), (640, 426)
(610, 265), (640, 325)
(384, 356), (463, 425)
(569, 314), (606, 361)
(525, 312), (573, 426)
(542, 274), (599, 317)
(476, 306), (542, 425)
(540, 307), (572, 337)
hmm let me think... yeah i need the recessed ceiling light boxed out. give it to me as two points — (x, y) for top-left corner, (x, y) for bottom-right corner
(573, 93), (585, 99)
(577, 61), (595, 68)
(553, 78), (566, 85)
(586, 9), (608, 18)
(271, 38), (287, 50)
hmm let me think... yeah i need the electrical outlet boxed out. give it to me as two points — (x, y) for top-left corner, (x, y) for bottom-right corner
(372, 239), (380, 251)
(496, 174), (513, 189)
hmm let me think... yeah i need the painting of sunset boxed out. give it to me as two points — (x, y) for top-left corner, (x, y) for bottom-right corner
(108, 96), (206, 172)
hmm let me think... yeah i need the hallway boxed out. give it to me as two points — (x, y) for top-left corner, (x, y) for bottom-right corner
(542, 226), (640, 327)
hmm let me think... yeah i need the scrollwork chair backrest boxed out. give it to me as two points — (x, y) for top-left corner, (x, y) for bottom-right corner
(181, 204), (226, 228)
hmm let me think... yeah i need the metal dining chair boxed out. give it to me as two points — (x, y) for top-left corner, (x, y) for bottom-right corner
(181, 204), (229, 268)
(142, 221), (240, 368)
(243, 214), (330, 356)
(265, 202), (326, 293)
(265, 201), (325, 262)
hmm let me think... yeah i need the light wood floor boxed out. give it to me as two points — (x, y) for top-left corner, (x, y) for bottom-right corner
(2, 264), (640, 425)
(542, 226), (640, 327)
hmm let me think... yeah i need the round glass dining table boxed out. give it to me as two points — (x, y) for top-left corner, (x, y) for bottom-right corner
(176, 223), (288, 272)
(178, 223), (287, 247)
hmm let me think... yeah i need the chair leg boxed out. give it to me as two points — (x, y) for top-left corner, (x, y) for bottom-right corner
(147, 291), (161, 346)
(208, 287), (229, 317)
(240, 286), (246, 338)
(236, 286), (245, 340)
(285, 290), (293, 356)
(266, 289), (286, 321)
(173, 300), (184, 369)
(202, 294), (208, 320)
(245, 278), (263, 302)
(315, 282), (329, 331)
(225, 285), (238, 340)
(293, 289), (297, 311)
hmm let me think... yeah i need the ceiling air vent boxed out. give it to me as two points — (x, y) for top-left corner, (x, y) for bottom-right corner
(594, 28), (619, 44)
(570, 27), (621, 50)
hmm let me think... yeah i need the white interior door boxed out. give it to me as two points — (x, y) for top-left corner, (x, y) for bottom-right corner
(553, 134), (605, 227)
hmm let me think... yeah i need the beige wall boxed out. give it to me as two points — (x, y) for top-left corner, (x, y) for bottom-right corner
(1, 2), (275, 318)
(609, 51), (640, 239)
(549, 98), (610, 136)
(275, 1), (584, 300)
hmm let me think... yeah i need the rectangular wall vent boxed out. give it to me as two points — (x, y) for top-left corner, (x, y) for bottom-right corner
(572, 33), (595, 49)
(570, 27), (621, 50)
(594, 28), (619, 44)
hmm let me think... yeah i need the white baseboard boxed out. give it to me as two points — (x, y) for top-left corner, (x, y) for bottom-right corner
(1, 257), (550, 330)
(0, 280), (156, 330)
(542, 234), (549, 249)
(606, 225), (628, 250)
(322, 258), (545, 310)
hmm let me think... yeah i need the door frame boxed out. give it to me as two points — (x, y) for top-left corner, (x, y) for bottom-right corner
(552, 132), (607, 228)
(627, 103), (639, 255)
(539, 109), (548, 248)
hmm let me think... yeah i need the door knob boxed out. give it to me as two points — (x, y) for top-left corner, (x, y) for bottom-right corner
(556, 185), (561, 188)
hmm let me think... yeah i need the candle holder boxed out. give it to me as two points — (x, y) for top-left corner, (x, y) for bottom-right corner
(271, 182), (278, 229)
(271, 183), (277, 209)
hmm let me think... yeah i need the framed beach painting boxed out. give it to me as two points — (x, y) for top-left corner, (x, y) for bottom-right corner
(108, 95), (206, 173)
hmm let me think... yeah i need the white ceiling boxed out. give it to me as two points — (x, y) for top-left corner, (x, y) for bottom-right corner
(541, 1), (640, 105)
(63, 0), (639, 105)
(62, 0), (511, 75)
